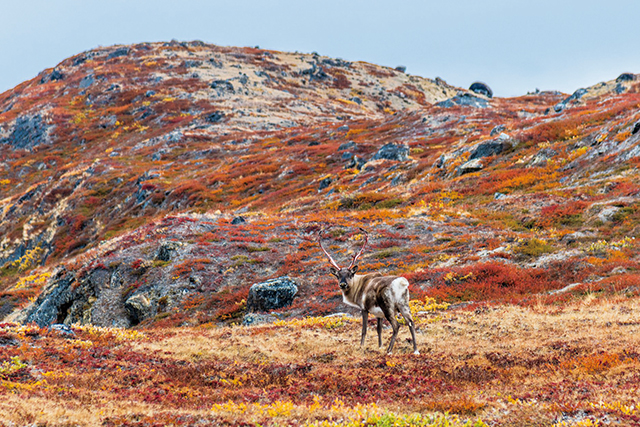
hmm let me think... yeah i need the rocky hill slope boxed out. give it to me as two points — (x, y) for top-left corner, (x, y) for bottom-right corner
(1, 41), (639, 328)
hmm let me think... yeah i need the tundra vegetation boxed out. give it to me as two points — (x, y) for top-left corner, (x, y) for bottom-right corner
(0, 42), (639, 425)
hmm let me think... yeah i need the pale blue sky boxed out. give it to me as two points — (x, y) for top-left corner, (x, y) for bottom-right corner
(2, 0), (640, 97)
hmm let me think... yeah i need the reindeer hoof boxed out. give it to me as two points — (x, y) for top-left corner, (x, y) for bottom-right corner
(413, 350), (420, 355)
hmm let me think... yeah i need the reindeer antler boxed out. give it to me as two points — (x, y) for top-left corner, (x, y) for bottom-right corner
(348, 227), (369, 269)
(317, 227), (341, 270)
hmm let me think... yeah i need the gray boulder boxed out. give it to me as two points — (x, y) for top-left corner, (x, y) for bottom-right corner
(616, 73), (635, 82)
(554, 88), (587, 112)
(247, 277), (298, 312)
(373, 143), (409, 162)
(469, 134), (512, 160)
(469, 81), (493, 98)
(456, 158), (484, 175)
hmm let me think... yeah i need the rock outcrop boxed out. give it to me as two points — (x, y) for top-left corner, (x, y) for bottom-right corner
(246, 277), (298, 312)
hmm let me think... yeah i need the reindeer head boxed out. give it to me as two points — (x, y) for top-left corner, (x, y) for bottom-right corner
(318, 227), (369, 291)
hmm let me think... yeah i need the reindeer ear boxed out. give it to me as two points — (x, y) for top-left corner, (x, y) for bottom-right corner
(330, 267), (339, 277)
(350, 264), (358, 274)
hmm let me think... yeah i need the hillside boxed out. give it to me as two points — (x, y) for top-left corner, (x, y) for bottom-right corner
(0, 41), (639, 425)
(1, 41), (639, 326)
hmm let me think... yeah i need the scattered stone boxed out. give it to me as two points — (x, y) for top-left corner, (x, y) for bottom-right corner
(611, 266), (627, 275)
(494, 192), (507, 200)
(548, 282), (583, 295)
(616, 73), (635, 82)
(155, 241), (182, 262)
(301, 64), (329, 81)
(318, 177), (332, 190)
(231, 216), (246, 225)
(614, 83), (627, 94)
(469, 81), (493, 98)
(205, 111), (224, 123)
(456, 158), (483, 175)
(468, 134), (512, 160)
(395, 65), (407, 73)
(554, 88), (587, 112)
(107, 47), (130, 60)
(561, 231), (587, 244)
(436, 93), (489, 109)
(145, 90), (156, 97)
(345, 156), (365, 170)
(337, 125), (349, 132)
(247, 277), (298, 312)
(0, 332), (19, 346)
(373, 142), (409, 162)
(40, 68), (64, 84)
(350, 96), (362, 104)
(529, 148), (558, 167)
(490, 124), (505, 136)
(598, 206), (621, 222)
(632, 122), (640, 135)
(78, 74), (95, 89)
(50, 323), (75, 337)
(211, 80), (235, 95)
(242, 312), (277, 326)
(338, 141), (356, 151)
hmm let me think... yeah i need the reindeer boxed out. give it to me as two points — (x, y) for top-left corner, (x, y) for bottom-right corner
(318, 228), (419, 354)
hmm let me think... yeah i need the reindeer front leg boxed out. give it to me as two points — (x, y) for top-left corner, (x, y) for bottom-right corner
(382, 306), (400, 354)
(377, 318), (383, 348)
(360, 310), (368, 346)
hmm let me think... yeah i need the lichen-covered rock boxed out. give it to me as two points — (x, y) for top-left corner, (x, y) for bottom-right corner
(246, 277), (298, 312)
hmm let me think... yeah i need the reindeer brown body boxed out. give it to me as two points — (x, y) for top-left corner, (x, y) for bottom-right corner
(319, 228), (419, 354)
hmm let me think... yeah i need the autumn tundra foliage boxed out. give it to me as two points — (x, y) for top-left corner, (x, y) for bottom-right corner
(0, 41), (640, 425)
